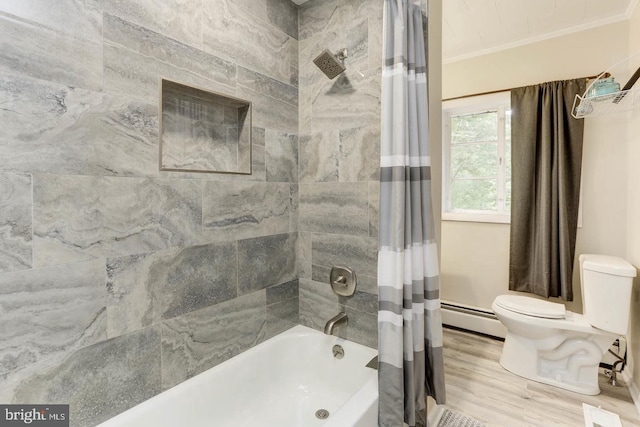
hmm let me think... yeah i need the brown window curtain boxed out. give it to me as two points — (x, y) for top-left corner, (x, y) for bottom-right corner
(509, 79), (586, 301)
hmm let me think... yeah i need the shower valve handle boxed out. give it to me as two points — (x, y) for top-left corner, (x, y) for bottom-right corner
(332, 275), (347, 287)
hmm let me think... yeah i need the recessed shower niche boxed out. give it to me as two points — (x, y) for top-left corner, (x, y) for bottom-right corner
(160, 79), (252, 174)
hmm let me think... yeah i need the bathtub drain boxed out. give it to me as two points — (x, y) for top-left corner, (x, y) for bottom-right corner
(315, 409), (330, 419)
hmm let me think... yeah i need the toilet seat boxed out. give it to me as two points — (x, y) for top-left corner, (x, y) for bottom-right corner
(494, 295), (566, 319)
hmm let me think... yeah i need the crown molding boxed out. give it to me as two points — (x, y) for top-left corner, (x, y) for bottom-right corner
(444, 12), (631, 64)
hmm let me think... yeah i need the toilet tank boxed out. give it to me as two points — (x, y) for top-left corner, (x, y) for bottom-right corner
(580, 254), (637, 335)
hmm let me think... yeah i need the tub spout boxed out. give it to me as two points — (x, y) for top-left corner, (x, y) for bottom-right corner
(324, 312), (347, 335)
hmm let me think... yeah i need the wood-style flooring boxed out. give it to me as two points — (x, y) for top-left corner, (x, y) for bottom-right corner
(437, 327), (640, 426)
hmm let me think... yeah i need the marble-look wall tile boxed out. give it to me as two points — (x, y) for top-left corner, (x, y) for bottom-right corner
(237, 67), (298, 107)
(267, 293), (298, 318)
(0, 12), (102, 91)
(310, 69), (381, 132)
(356, 273), (379, 296)
(267, 0), (299, 39)
(289, 184), (299, 232)
(264, 279), (299, 339)
(251, 144), (267, 182)
(203, 0), (296, 86)
(299, 15), (368, 86)
(299, 0), (376, 62)
(365, 3), (384, 71)
(298, 37), (325, 88)
(336, 0), (370, 71)
(298, 232), (312, 280)
(0, 259), (107, 375)
(181, 143), (266, 183)
(343, 0), (384, 29)
(299, 84), (313, 134)
(299, 71), (378, 136)
(91, 0), (203, 48)
(368, 181), (379, 238)
(0, 72), (158, 177)
(106, 253), (156, 338)
(33, 175), (202, 267)
(103, 44), (209, 104)
(266, 280), (299, 305)
(237, 233), (298, 295)
(311, 264), (331, 285)
(339, 126), (380, 182)
(266, 131), (298, 182)
(0, 173), (32, 272)
(340, 291), (378, 315)
(161, 291), (266, 390)
(152, 243), (234, 321)
(299, 10), (376, 127)
(4, 326), (162, 427)
(253, 127), (266, 147)
(298, 0), (339, 41)
(299, 278), (339, 331)
(104, 14), (234, 89)
(265, 296), (298, 340)
(333, 17), (370, 72)
(236, 82), (298, 133)
(106, 242), (237, 338)
(290, 64), (299, 87)
(298, 40), (328, 89)
(103, 15), (236, 104)
(298, 132), (339, 183)
(299, 183), (369, 235)
(232, 0), (268, 21)
(155, 136), (267, 183)
(341, 306), (377, 348)
(202, 181), (291, 242)
(0, 0), (103, 42)
(312, 232), (378, 278)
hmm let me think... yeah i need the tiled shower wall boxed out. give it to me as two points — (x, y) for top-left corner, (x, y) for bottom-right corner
(296, 0), (384, 348)
(0, 1), (299, 426)
(296, 0), (429, 349)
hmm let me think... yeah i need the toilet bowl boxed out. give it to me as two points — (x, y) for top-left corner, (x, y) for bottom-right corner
(492, 254), (636, 395)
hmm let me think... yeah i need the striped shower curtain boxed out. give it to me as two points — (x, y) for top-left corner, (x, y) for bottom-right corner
(378, 1), (445, 426)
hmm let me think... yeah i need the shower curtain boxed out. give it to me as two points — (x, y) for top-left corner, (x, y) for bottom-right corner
(378, 1), (445, 426)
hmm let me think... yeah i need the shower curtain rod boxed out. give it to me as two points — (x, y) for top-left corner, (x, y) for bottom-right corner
(442, 72), (610, 102)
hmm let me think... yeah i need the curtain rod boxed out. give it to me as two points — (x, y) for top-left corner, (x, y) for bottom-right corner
(442, 72), (610, 102)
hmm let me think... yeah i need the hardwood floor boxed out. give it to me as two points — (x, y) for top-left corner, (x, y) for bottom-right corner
(436, 327), (640, 426)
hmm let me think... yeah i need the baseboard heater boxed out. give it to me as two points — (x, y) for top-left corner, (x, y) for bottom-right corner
(440, 301), (506, 339)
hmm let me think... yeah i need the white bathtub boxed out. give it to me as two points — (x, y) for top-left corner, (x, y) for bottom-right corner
(97, 325), (378, 427)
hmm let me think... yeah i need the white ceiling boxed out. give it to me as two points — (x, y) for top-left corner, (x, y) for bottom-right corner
(444, 0), (638, 63)
(293, 0), (637, 62)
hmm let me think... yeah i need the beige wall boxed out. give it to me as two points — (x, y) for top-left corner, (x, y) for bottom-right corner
(429, 0), (443, 258)
(441, 20), (631, 314)
(626, 3), (640, 392)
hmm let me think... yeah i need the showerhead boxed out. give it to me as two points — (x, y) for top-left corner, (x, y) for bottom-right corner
(313, 49), (347, 79)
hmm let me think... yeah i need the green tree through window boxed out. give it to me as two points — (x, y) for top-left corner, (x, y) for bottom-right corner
(443, 92), (511, 222)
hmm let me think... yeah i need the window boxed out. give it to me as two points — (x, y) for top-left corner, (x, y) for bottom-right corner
(442, 92), (511, 223)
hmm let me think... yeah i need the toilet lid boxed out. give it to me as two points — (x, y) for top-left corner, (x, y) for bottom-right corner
(494, 295), (566, 319)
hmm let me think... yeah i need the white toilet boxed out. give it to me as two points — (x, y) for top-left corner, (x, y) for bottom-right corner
(492, 254), (637, 395)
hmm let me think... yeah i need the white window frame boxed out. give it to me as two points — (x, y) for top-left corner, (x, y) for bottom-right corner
(442, 91), (511, 224)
